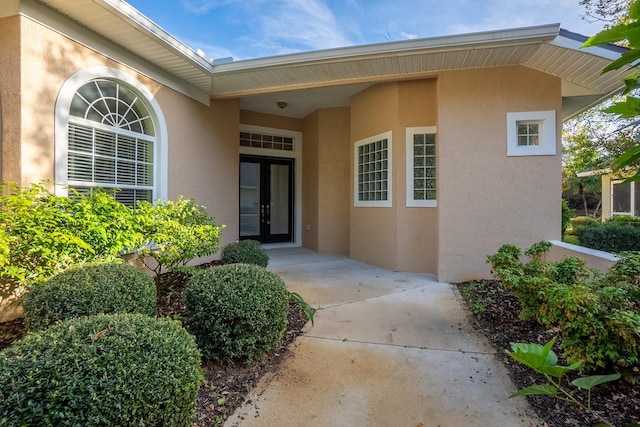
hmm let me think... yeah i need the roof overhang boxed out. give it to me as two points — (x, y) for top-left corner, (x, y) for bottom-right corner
(29, 0), (629, 118)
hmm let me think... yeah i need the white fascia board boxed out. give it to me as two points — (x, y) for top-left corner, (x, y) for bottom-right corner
(213, 23), (561, 73)
(96, 0), (213, 72)
(20, 0), (210, 105)
(577, 168), (612, 177)
(551, 29), (627, 62)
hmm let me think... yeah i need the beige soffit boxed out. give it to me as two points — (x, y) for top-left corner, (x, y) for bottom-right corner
(31, 1), (627, 117)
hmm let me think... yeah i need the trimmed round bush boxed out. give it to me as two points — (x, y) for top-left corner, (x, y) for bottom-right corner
(184, 263), (289, 362)
(221, 239), (269, 267)
(0, 313), (202, 426)
(23, 263), (156, 331)
(580, 223), (640, 253)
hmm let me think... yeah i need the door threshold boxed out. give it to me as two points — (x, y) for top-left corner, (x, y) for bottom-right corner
(261, 242), (301, 249)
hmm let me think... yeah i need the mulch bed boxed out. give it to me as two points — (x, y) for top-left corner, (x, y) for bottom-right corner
(456, 280), (640, 427)
(0, 263), (310, 427)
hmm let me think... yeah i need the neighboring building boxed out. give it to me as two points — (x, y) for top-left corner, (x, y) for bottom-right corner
(0, 0), (629, 282)
(579, 170), (640, 219)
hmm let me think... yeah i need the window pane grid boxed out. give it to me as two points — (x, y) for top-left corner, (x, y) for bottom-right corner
(516, 122), (540, 146)
(68, 123), (154, 205)
(413, 133), (436, 201)
(358, 138), (389, 202)
(239, 131), (294, 151)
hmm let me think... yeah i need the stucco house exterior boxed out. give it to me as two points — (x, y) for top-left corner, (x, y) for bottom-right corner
(0, 0), (629, 282)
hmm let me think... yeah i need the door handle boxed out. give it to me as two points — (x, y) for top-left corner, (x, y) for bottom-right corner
(266, 204), (271, 225)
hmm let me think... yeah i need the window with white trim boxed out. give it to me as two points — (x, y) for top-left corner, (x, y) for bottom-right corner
(66, 79), (156, 207)
(406, 127), (436, 207)
(506, 110), (556, 156)
(612, 180), (640, 216)
(354, 131), (392, 207)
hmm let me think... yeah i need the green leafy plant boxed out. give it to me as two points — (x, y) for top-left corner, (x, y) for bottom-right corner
(507, 337), (620, 415)
(22, 263), (156, 331)
(137, 197), (223, 277)
(221, 239), (269, 267)
(0, 313), (202, 426)
(0, 183), (144, 303)
(289, 291), (317, 325)
(184, 263), (290, 362)
(562, 199), (575, 235)
(489, 242), (640, 376)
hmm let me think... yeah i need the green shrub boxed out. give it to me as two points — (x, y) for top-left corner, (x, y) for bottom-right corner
(538, 283), (640, 371)
(221, 240), (269, 267)
(607, 215), (640, 226)
(184, 263), (289, 362)
(562, 199), (574, 235)
(23, 263), (156, 331)
(137, 197), (222, 276)
(580, 223), (640, 253)
(0, 313), (202, 426)
(570, 216), (598, 229)
(489, 242), (640, 376)
(0, 183), (143, 302)
(562, 234), (580, 245)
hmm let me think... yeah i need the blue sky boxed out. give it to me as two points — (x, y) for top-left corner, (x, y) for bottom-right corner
(126, 0), (607, 61)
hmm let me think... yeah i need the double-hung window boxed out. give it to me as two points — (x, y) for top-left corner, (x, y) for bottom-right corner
(406, 127), (437, 207)
(354, 131), (392, 207)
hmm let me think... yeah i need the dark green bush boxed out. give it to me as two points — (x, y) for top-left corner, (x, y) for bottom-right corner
(0, 313), (202, 426)
(607, 215), (640, 226)
(184, 263), (289, 362)
(580, 223), (640, 253)
(221, 239), (269, 267)
(23, 263), (156, 331)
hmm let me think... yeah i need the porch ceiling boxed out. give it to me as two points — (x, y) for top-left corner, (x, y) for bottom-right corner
(34, 0), (628, 119)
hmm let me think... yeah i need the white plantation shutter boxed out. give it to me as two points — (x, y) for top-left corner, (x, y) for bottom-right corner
(67, 79), (156, 207)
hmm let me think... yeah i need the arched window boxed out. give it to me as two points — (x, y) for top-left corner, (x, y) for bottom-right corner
(55, 68), (167, 207)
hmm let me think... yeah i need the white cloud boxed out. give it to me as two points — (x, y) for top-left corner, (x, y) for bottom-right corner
(181, 0), (242, 14)
(254, 0), (351, 52)
(400, 31), (418, 40)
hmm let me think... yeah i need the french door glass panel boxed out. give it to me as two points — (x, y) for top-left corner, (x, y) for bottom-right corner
(270, 164), (290, 235)
(240, 162), (260, 237)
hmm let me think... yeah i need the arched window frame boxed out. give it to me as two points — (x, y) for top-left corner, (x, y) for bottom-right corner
(55, 67), (168, 202)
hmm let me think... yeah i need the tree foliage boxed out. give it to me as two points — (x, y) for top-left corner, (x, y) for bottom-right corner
(583, 0), (640, 181)
(580, 0), (631, 27)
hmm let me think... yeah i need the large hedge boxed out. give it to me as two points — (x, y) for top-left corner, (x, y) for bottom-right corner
(184, 263), (289, 362)
(22, 263), (156, 331)
(0, 313), (202, 426)
(580, 222), (640, 253)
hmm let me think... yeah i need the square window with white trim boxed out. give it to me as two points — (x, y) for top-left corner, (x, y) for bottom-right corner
(406, 126), (437, 207)
(354, 131), (392, 207)
(507, 110), (556, 156)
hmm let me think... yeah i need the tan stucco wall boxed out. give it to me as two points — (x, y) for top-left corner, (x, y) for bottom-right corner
(350, 80), (438, 272)
(351, 83), (399, 270)
(437, 66), (562, 282)
(240, 110), (304, 132)
(0, 15), (21, 183)
(302, 111), (320, 250)
(15, 15), (240, 245)
(396, 80), (438, 272)
(316, 107), (350, 254)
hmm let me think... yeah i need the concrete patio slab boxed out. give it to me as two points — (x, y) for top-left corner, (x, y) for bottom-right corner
(225, 248), (539, 427)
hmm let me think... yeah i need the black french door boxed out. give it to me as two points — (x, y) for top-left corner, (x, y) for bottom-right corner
(239, 155), (294, 243)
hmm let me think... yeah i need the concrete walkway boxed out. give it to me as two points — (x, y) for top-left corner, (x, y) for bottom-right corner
(225, 248), (539, 427)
